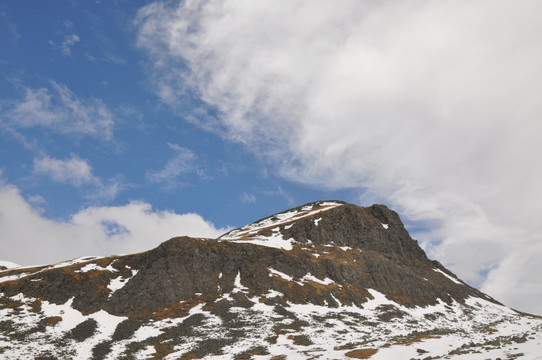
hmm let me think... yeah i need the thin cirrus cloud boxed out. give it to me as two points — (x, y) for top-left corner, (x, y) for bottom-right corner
(135, 0), (542, 314)
(1, 81), (114, 141)
(0, 182), (228, 266)
(146, 143), (200, 187)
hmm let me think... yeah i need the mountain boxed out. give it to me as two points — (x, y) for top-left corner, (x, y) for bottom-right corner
(1, 201), (540, 359)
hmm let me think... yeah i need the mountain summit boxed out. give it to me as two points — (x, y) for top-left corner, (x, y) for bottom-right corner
(1, 201), (541, 359)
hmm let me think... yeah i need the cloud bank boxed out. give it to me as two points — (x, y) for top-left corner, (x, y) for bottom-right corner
(0, 183), (227, 266)
(135, 0), (542, 313)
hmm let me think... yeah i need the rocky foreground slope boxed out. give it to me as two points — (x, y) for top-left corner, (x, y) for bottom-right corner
(0, 201), (541, 359)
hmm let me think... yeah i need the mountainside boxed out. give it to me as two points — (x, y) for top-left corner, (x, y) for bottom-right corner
(1, 201), (541, 359)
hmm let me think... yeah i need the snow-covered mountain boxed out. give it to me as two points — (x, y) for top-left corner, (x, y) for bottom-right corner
(1, 201), (541, 359)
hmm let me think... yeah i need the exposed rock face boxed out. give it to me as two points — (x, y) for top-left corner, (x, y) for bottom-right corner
(1, 201), (541, 359)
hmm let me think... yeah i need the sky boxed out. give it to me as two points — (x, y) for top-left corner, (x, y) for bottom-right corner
(0, 1), (541, 314)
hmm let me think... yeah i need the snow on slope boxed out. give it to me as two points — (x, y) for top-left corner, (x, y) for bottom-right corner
(2, 275), (540, 359)
(219, 201), (342, 249)
(433, 268), (462, 285)
(0, 261), (20, 269)
(0, 293), (126, 359)
(0, 256), (105, 285)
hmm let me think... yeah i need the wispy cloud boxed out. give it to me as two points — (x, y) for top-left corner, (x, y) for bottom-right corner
(7, 22), (20, 41)
(32, 155), (127, 203)
(1, 81), (115, 140)
(60, 33), (80, 56)
(241, 192), (256, 204)
(262, 186), (294, 206)
(135, 0), (542, 314)
(147, 144), (200, 187)
(33, 155), (99, 187)
(27, 194), (46, 206)
(104, 53), (126, 65)
(1, 10), (20, 41)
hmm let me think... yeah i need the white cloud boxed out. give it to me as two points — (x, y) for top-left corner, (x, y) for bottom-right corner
(31, 155), (127, 203)
(1, 81), (114, 140)
(135, 0), (542, 314)
(241, 192), (256, 204)
(146, 143), (199, 186)
(0, 183), (228, 266)
(83, 176), (128, 203)
(60, 33), (80, 56)
(33, 155), (99, 187)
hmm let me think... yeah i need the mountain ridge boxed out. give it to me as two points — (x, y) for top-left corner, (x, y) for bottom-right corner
(1, 200), (541, 359)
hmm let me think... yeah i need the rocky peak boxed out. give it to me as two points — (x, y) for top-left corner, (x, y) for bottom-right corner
(221, 201), (428, 265)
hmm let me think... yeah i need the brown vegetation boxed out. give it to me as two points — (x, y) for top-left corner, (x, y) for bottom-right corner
(345, 348), (379, 359)
(395, 334), (440, 346)
(31, 298), (42, 313)
(152, 296), (205, 321)
(47, 316), (62, 327)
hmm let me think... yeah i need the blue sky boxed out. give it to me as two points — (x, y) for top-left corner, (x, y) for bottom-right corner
(0, 1), (357, 226)
(1, 1), (542, 314)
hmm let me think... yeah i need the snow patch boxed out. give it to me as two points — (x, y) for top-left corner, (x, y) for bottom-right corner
(465, 296), (518, 316)
(48, 256), (104, 270)
(269, 269), (335, 287)
(301, 273), (334, 285)
(223, 227), (295, 250)
(0, 272), (33, 284)
(433, 268), (462, 285)
(0, 261), (20, 269)
(41, 297), (87, 333)
(269, 268), (294, 282)
(363, 289), (395, 310)
(233, 270), (248, 292)
(77, 263), (118, 273)
(71, 310), (127, 359)
(134, 345), (155, 359)
(107, 269), (138, 296)
(262, 289), (283, 298)
(220, 202), (342, 243)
